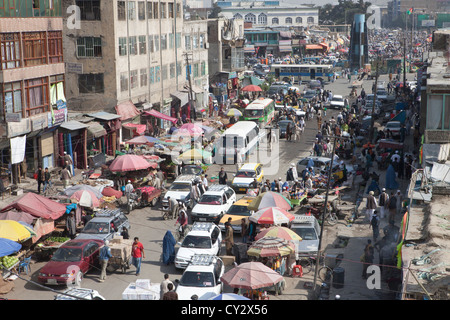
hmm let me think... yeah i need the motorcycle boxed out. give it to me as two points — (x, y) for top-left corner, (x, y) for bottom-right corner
(126, 189), (142, 214)
(304, 204), (338, 226)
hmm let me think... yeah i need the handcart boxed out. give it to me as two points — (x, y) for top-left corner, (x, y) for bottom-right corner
(107, 238), (133, 274)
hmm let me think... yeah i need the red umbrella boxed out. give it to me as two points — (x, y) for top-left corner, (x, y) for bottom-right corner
(70, 190), (100, 208)
(109, 154), (152, 172)
(101, 187), (123, 199)
(249, 207), (295, 225)
(220, 261), (283, 290)
(241, 85), (262, 92)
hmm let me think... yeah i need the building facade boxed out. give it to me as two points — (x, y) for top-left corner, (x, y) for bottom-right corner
(349, 14), (368, 72)
(0, 0), (66, 183)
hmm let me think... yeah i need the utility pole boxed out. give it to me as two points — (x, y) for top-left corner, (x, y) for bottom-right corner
(369, 58), (380, 143)
(184, 52), (196, 120)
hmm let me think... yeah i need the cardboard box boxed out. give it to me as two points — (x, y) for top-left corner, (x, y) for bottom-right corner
(220, 255), (236, 266)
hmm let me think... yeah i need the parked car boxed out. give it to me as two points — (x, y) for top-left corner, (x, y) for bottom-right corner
(296, 156), (339, 176)
(231, 163), (264, 193)
(268, 82), (290, 96)
(75, 209), (130, 241)
(162, 175), (202, 210)
(219, 196), (255, 233)
(328, 95), (345, 109)
(278, 120), (295, 138)
(309, 80), (322, 90)
(176, 254), (225, 300)
(38, 239), (104, 287)
(175, 223), (222, 269)
(290, 216), (321, 260)
(303, 90), (317, 100)
(190, 184), (236, 224)
(384, 121), (402, 138)
(180, 164), (203, 176)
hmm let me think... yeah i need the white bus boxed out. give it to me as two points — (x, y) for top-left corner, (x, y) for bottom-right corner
(269, 64), (334, 84)
(214, 121), (260, 164)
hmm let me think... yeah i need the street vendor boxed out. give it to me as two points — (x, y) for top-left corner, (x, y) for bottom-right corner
(125, 180), (134, 201)
(304, 176), (314, 192)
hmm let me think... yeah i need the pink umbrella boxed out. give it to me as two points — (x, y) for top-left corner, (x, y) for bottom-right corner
(249, 207), (295, 225)
(109, 154), (152, 172)
(220, 261), (283, 290)
(241, 85), (262, 92)
(70, 190), (100, 208)
(176, 123), (203, 136)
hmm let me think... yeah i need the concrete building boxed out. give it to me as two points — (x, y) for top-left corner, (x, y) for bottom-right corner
(348, 14), (368, 72)
(216, 0), (319, 28)
(0, 0), (66, 183)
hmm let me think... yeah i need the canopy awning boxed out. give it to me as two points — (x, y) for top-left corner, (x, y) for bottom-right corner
(86, 111), (121, 121)
(171, 91), (189, 107)
(115, 100), (140, 121)
(279, 45), (292, 52)
(279, 31), (292, 39)
(87, 121), (107, 139)
(123, 123), (146, 135)
(59, 120), (89, 131)
(244, 45), (255, 53)
(144, 109), (177, 123)
(306, 44), (324, 50)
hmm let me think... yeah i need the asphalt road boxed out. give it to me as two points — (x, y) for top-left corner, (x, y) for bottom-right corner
(4, 73), (412, 300)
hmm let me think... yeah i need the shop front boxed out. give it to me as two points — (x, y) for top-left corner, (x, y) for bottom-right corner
(58, 120), (89, 170)
(86, 112), (122, 157)
(115, 100), (141, 143)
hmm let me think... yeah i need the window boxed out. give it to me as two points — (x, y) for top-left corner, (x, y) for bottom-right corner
(155, 66), (161, 82)
(169, 33), (174, 49)
(22, 32), (47, 66)
(285, 17), (292, 24)
(193, 63), (199, 78)
(149, 67), (155, 84)
(25, 77), (49, 117)
(176, 62), (182, 76)
(130, 70), (138, 89)
(153, 2), (158, 19)
(193, 35), (198, 49)
(128, 1), (135, 20)
(160, 34), (167, 50)
(185, 35), (191, 50)
(296, 17), (303, 24)
(161, 64), (168, 80)
(199, 34), (205, 49)
(154, 35), (159, 51)
(76, 0), (101, 20)
(0, 33), (21, 70)
(272, 18), (279, 24)
(147, 1), (153, 19)
(176, 33), (181, 48)
(140, 68), (147, 87)
(129, 36), (137, 55)
(168, 3), (174, 18)
(120, 72), (128, 92)
(138, 1), (145, 20)
(1, 81), (23, 117)
(48, 31), (63, 63)
(118, 1), (126, 20)
(201, 61), (206, 76)
(307, 17), (314, 24)
(139, 35), (146, 54)
(176, 3), (181, 17)
(233, 13), (243, 19)
(119, 37), (127, 56)
(148, 35), (154, 53)
(427, 95), (450, 130)
(49, 75), (65, 107)
(78, 74), (104, 94)
(170, 63), (175, 79)
(160, 2), (166, 18)
(76, 37), (102, 58)
(244, 13), (256, 24)
(258, 13), (267, 25)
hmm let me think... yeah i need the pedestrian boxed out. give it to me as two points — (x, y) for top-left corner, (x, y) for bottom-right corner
(248, 221), (257, 242)
(60, 165), (72, 189)
(395, 190), (403, 216)
(241, 218), (248, 244)
(36, 166), (44, 194)
(99, 240), (112, 282)
(378, 188), (389, 219)
(43, 167), (52, 194)
(66, 212), (77, 239)
(235, 149), (242, 172)
(218, 167), (228, 185)
(121, 227), (130, 239)
(160, 274), (174, 299)
(63, 151), (74, 176)
(162, 283), (178, 300)
(361, 240), (374, 279)
(167, 196), (178, 219)
(224, 223), (234, 255)
(388, 192), (397, 224)
(370, 211), (380, 242)
(131, 237), (145, 276)
(365, 191), (377, 223)
(202, 174), (208, 190)
(125, 180), (134, 201)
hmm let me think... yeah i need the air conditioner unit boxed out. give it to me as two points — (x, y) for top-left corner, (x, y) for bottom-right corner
(205, 43), (209, 49)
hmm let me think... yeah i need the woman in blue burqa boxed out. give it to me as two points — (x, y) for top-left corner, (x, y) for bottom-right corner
(385, 163), (399, 190)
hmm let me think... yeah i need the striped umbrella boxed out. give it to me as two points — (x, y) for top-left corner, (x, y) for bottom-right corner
(226, 108), (243, 117)
(220, 262), (283, 290)
(247, 191), (292, 211)
(247, 236), (295, 257)
(255, 226), (302, 241)
(249, 207), (295, 225)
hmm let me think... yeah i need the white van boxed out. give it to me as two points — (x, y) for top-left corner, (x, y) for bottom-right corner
(214, 121), (260, 164)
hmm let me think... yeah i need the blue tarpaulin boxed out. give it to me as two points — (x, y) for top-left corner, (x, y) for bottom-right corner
(162, 230), (176, 265)
(392, 110), (406, 124)
(0, 238), (22, 257)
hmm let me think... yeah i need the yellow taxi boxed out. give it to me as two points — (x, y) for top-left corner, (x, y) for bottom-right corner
(231, 163), (264, 193)
(219, 196), (254, 233)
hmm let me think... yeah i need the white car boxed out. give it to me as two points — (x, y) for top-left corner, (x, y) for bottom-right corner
(329, 95), (345, 109)
(190, 184), (236, 223)
(176, 254), (225, 300)
(384, 121), (402, 138)
(175, 223), (222, 269)
(290, 216), (321, 260)
(54, 288), (105, 300)
(162, 175), (201, 210)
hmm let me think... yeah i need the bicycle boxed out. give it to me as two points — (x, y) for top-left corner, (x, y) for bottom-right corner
(297, 252), (334, 283)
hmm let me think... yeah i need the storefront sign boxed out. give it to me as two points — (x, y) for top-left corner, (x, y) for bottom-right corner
(48, 108), (67, 128)
(65, 62), (83, 74)
(56, 99), (67, 110)
(31, 113), (48, 131)
(421, 20), (435, 27)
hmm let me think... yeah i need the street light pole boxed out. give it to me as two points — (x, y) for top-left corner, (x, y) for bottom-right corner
(369, 57), (380, 143)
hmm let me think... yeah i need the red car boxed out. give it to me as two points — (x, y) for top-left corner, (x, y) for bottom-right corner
(38, 239), (104, 287)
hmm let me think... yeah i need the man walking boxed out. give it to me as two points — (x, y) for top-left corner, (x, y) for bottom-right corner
(43, 167), (52, 194)
(60, 166), (72, 189)
(66, 212), (77, 239)
(99, 240), (112, 282)
(160, 274), (174, 299)
(224, 223), (234, 256)
(370, 211), (380, 242)
(241, 218), (248, 244)
(167, 196), (179, 219)
(36, 166), (44, 194)
(378, 188), (389, 219)
(366, 191), (378, 223)
(218, 167), (228, 185)
(131, 237), (145, 276)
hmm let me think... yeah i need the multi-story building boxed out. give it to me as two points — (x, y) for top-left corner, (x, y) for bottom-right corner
(0, 0), (66, 183)
(349, 14), (368, 72)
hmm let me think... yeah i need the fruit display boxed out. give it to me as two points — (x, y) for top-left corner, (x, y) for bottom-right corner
(1, 255), (19, 269)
